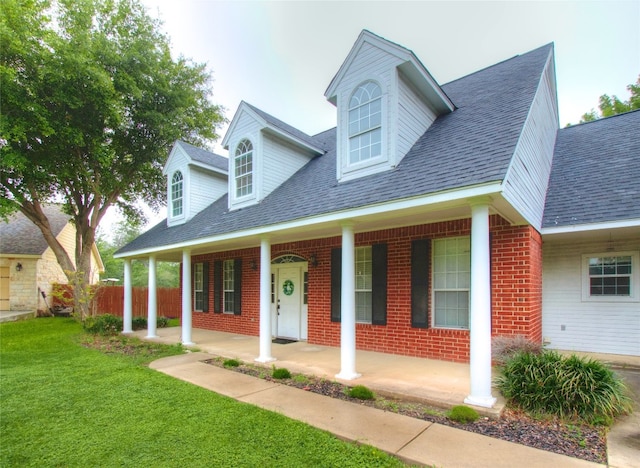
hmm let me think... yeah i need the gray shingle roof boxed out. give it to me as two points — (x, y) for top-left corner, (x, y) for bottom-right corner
(542, 110), (640, 228)
(243, 102), (329, 152)
(177, 140), (228, 172)
(117, 44), (553, 255)
(0, 205), (70, 255)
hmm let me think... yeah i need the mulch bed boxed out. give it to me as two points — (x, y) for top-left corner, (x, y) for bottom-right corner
(204, 357), (607, 464)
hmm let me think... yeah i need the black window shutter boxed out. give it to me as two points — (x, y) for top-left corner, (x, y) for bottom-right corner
(411, 239), (430, 328)
(191, 263), (195, 310)
(213, 260), (222, 313)
(330, 248), (342, 322)
(233, 258), (242, 315)
(202, 262), (209, 312)
(371, 243), (387, 325)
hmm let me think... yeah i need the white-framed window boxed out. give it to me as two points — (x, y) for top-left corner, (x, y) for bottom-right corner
(234, 139), (253, 198)
(355, 246), (372, 323)
(193, 263), (204, 311)
(171, 171), (183, 217)
(348, 81), (382, 165)
(433, 237), (470, 329)
(223, 259), (235, 313)
(582, 252), (639, 302)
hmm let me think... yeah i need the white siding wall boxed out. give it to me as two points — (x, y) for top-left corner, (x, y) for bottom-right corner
(189, 167), (227, 218)
(336, 41), (401, 181)
(165, 147), (189, 226)
(227, 112), (260, 210)
(542, 236), (640, 356)
(503, 53), (558, 229)
(262, 134), (314, 198)
(396, 71), (437, 165)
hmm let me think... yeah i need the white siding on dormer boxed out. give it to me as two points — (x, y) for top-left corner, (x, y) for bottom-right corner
(165, 147), (189, 227)
(263, 134), (314, 198)
(502, 53), (559, 229)
(189, 167), (227, 217)
(227, 112), (261, 211)
(336, 42), (402, 181)
(396, 71), (438, 164)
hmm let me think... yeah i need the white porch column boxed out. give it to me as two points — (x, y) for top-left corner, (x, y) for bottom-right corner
(464, 200), (497, 408)
(123, 259), (133, 334)
(181, 249), (194, 345)
(256, 237), (275, 363)
(336, 222), (361, 380)
(146, 255), (158, 338)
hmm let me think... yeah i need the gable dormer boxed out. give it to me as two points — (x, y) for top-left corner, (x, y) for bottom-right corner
(222, 101), (324, 211)
(325, 30), (455, 182)
(163, 140), (228, 226)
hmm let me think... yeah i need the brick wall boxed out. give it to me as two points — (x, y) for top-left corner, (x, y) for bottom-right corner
(183, 216), (543, 363)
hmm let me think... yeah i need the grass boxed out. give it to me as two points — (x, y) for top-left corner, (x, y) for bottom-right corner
(0, 318), (405, 467)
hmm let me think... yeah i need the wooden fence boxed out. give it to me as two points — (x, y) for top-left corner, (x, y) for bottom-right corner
(53, 284), (181, 318)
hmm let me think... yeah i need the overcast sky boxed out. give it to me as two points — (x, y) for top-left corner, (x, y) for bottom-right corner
(141, 0), (640, 151)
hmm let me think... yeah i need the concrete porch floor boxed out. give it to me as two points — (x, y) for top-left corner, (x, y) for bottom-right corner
(131, 326), (505, 417)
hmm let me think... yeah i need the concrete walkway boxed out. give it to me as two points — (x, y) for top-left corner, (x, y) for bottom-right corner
(135, 327), (640, 467)
(151, 351), (601, 467)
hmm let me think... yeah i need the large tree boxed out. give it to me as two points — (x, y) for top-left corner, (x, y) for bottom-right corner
(580, 75), (640, 122)
(0, 0), (224, 318)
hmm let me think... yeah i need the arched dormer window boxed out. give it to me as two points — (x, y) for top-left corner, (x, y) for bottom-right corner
(235, 139), (253, 198)
(348, 81), (382, 164)
(171, 171), (183, 217)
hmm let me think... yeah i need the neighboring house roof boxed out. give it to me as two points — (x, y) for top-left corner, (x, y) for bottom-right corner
(0, 205), (70, 256)
(175, 140), (228, 173)
(542, 109), (640, 228)
(117, 44), (553, 255)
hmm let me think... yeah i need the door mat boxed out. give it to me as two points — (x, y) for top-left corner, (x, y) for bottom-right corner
(272, 338), (297, 345)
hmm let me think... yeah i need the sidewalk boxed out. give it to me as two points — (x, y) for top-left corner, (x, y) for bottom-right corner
(150, 352), (602, 467)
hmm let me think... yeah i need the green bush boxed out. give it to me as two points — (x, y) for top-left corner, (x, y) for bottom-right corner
(495, 351), (632, 422)
(223, 359), (241, 368)
(83, 314), (123, 336)
(348, 385), (375, 400)
(132, 317), (147, 330)
(157, 316), (169, 328)
(272, 367), (291, 379)
(448, 405), (479, 423)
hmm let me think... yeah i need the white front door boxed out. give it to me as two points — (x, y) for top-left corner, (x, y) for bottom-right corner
(276, 266), (301, 339)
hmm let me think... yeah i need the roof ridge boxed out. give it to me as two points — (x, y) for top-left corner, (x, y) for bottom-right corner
(561, 108), (640, 130)
(443, 43), (554, 87)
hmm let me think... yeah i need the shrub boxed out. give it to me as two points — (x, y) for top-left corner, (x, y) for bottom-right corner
(492, 335), (542, 364)
(293, 374), (310, 385)
(448, 405), (479, 423)
(272, 367), (291, 379)
(132, 317), (147, 330)
(83, 314), (123, 336)
(348, 385), (374, 400)
(157, 316), (169, 328)
(223, 359), (241, 368)
(495, 350), (633, 422)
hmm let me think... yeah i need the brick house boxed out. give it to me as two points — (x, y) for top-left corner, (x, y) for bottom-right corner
(0, 204), (104, 314)
(116, 31), (640, 408)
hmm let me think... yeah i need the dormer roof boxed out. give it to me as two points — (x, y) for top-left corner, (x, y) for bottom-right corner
(222, 101), (326, 155)
(163, 140), (228, 176)
(324, 30), (455, 115)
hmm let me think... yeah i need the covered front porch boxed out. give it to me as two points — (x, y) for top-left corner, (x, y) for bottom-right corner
(130, 326), (505, 417)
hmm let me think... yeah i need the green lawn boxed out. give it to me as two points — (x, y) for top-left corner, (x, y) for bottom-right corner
(0, 319), (405, 467)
